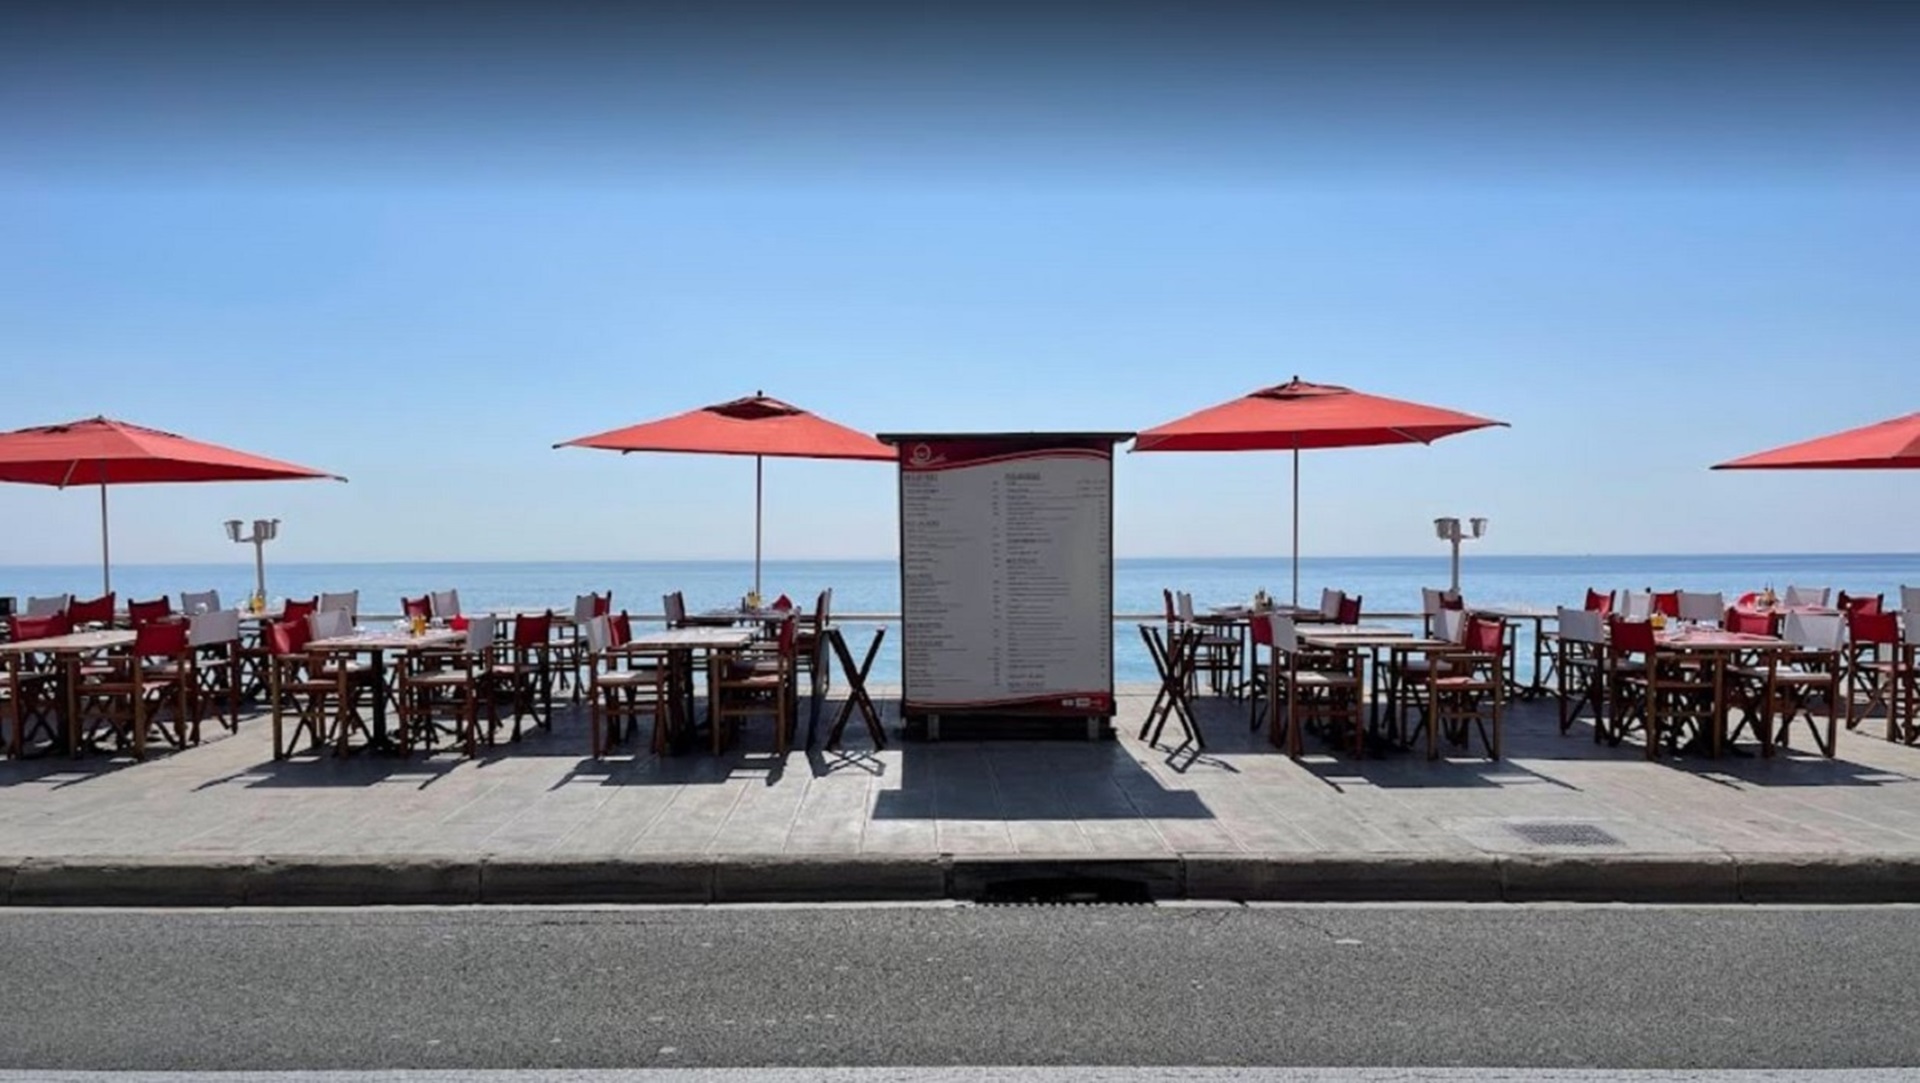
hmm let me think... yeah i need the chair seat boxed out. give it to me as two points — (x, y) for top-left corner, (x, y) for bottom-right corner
(1732, 665), (1834, 683)
(1287, 671), (1358, 689)
(595, 669), (664, 688)
(1392, 658), (1455, 677)
(721, 673), (787, 692)
(281, 678), (349, 695)
(407, 671), (481, 689)
(1432, 675), (1497, 691)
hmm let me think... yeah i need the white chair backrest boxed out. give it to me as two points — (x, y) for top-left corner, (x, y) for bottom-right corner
(1436, 608), (1470, 644)
(1906, 614), (1920, 646)
(319, 591), (358, 620)
(573, 593), (598, 623)
(180, 590), (221, 614)
(25, 594), (70, 617)
(188, 608), (241, 647)
(585, 614), (611, 653)
(465, 615), (497, 653)
(1677, 591), (1725, 623)
(1267, 613), (1300, 652)
(1556, 606), (1605, 646)
(1785, 585), (1831, 608)
(1421, 587), (1449, 616)
(1618, 590), (1652, 620)
(1784, 611), (1845, 652)
(307, 608), (351, 641)
(1319, 588), (1343, 619)
(430, 589), (461, 618)
(1900, 585), (1920, 617)
(1177, 592), (1196, 622)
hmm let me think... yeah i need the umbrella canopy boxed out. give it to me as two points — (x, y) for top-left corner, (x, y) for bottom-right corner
(555, 393), (894, 594)
(0, 416), (345, 592)
(1712, 411), (1920, 471)
(1133, 377), (1507, 603)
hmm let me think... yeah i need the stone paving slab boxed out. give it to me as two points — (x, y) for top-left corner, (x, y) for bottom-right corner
(3, 686), (1919, 903)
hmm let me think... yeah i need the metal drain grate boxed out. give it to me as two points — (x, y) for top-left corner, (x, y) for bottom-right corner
(1505, 822), (1623, 848)
(975, 877), (1156, 906)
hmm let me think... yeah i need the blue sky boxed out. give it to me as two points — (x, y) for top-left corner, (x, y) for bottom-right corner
(2, 1), (1916, 566)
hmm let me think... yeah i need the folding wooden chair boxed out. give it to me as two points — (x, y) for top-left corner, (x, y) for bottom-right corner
(1139, 624), (1199, 750)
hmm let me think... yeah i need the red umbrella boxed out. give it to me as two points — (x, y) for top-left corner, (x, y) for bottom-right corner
(555, 393), (894, 594)
(1133, 377), (1506, 603)
(0, 416), (345, 593)
(1712, 411), (1920, 471)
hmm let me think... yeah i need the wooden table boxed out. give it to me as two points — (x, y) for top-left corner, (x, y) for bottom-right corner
(617, 627), (755, 752)
(1651, 627), (1788, 758)
(306, 629), (466, 750)
(1299, 629), (1420, 745)
(0, 630), (136, 757)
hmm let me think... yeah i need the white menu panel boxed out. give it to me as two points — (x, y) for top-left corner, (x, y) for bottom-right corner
(897, 437), (1115, 716)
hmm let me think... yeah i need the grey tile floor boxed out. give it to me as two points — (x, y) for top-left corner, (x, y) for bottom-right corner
(4, 685), (1919, 860)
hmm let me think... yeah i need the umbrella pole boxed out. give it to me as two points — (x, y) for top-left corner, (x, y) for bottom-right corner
(99, 479), (111, 595)
(754, 454), (763, 599)
(1290, 446), (1300, 607)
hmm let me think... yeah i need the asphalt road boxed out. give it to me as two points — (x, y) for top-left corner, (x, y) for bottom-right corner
(2, 904), (1917, 1071)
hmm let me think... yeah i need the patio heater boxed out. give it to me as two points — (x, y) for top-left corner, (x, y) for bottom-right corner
(1434, 516), (1486, 595)
(225, 517), (280, 609)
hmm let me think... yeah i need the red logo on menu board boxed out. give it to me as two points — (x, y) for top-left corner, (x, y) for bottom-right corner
(909, 443), (941, 466)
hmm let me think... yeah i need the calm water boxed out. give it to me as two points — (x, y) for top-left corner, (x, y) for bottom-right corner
(5, 554), (1913, 684)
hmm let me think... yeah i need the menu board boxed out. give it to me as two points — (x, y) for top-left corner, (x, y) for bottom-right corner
(889, 434), (1119, 719)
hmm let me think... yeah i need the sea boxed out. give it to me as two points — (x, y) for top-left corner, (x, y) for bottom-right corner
(5, 554), (1913, 685)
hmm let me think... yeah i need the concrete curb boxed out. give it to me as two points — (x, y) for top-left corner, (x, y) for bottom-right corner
(1500, 853), (1741, 904)
(8, 855), (257, 907)
(1733, 853), (1920, 904)
(479, 857), (714, 905)
(1187, 853), (1504, 902)
(712, 855), (947, 902)
(2, 851), (1916, 907)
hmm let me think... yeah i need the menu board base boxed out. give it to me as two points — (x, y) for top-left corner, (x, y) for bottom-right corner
(902, 713), (1115, 742)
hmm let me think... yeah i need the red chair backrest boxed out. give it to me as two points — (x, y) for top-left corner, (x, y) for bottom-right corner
(267, 617), (311, 657)
(1162, 588), (1176, 624)
(1651, 591), (1680, 618)
(513, 611), (553, 648)
(68, 593), (115, 625)
(1840, 592), (1883, 617)
(1849, 611), (1899, 645)
(1250, 613), (1274, 647)
(134, 619), (190, 657)
(776, 613), (797, 655)
(608, 611), (632, 647)
(128, 597), (173, 627)
(1337, 594), (1362, 624)
(1724, 607), (1777, 637)
(1440, 593), (1464, 610)
(1610, 616), (1656, 655)
(402, 595), (432, 619)
(282, 596), (319, 621)
(1465, 616), (1505, 655)
(592, 592), (612, 617)
(9, 613), (72, 641)
(1584, 589), (1614, 615)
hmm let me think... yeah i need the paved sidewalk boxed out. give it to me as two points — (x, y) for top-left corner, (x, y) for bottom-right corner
(3, 686), (1918, 904)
